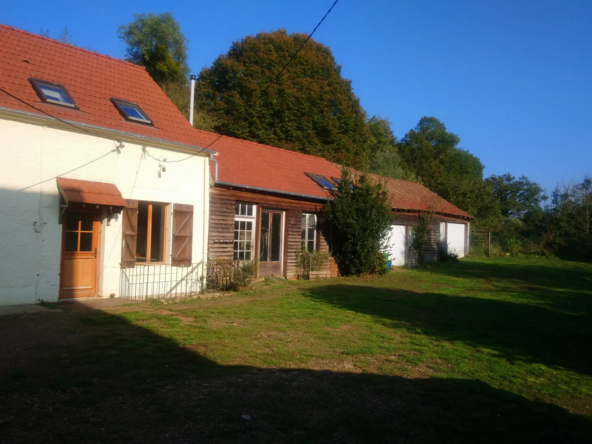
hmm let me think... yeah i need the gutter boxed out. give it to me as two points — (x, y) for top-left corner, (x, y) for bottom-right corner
(0, 106), (216, 156)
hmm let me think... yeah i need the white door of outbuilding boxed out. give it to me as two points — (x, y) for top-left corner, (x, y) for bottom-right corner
(387, 225), (407, 266)
(447, 223), (466, 258)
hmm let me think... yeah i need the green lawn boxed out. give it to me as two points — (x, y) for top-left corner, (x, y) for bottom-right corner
(1, 256), (591, 443)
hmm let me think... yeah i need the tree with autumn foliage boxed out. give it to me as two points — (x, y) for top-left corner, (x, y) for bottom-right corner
(196, 30), (371, 168)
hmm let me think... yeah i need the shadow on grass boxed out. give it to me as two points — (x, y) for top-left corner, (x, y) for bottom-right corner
(305, 283), (592, 377)
(0, 308), (590, 444)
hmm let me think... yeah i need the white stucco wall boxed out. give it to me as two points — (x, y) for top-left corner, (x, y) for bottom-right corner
(0, 117), (210, 306)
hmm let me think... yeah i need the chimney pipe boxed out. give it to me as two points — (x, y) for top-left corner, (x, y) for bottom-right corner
(189, 74), (196, 126)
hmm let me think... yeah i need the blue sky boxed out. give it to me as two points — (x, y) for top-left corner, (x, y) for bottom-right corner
(3, 0), (591, 192)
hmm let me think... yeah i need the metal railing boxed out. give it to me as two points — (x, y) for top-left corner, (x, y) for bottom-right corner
(119, 262), (203, 300)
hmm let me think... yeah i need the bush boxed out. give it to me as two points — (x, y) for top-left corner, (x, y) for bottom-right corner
(206, 259), (255, 291)
(324, 170), (394, 276)
(411, 213), (434, 266)
(296, 243), (331, 278)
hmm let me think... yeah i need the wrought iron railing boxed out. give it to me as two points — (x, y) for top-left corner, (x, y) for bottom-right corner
(119, 262), (203, 300)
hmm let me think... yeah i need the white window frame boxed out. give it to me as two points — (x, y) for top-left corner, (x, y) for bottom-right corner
(301, 213), (317, 252)
(234, 203), (257, 261)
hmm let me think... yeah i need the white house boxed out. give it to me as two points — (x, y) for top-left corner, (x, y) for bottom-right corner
(0, 25), (214, 305)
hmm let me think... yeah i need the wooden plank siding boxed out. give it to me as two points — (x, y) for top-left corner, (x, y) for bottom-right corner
(208, 186), (471, 278)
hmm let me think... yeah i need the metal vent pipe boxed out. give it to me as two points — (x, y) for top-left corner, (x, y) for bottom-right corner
(189, 74), (196, 126)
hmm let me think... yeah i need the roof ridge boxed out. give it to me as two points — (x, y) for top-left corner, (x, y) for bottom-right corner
(0, 24), (146, 71)
(211, 132), (340, 164)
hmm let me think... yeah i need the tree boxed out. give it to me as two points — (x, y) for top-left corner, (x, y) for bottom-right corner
(118, 12), (189, 84)
(367, 117), (415, 181)
(324, 170), (393, 275)
(398, 116), (501, 225)
(39, 26), (73, 44)
(485, 173), (547, 218)
(196, 30), (371, 168)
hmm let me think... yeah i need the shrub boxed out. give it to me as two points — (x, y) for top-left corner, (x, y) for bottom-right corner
(295, 243), (331, 278)
(324, 170), (393, 276)
(206, 258), (255, 291)
(411, 213), (434, 266)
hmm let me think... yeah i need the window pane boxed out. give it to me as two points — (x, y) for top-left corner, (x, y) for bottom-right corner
(246, 241), (251, 251)
(301, 228), (306, 241)
(120, 104), (145, 120)
(247, 205), (253, 216)
(271, 213), (281, 262)
(260, 212), (269, 261)
(65, 232), (78, 252)
(240, 221), (246, 230)
(308, 240), (314, 252)
(136, 203), (149, 261)
(239, 251), (245, 260)
(246, 221), (252, 231)
(235, 204), (240, 215)
(245, 232), (252, 241)
(308, 228), (315, 242)
(80, 233), (93, 252)
(66, 212), (79, 231)
(81, 212), (94, 231)
(301, 214), (307, 229)
(234, 230), (239, 240)
(234, 241), (239, 251)
(245, 252), (251, 260)
(40, 84), (73, 104)
(233, 251), (238, 260)
(150, 204), (165, 262)
(308, 215), (315, 228)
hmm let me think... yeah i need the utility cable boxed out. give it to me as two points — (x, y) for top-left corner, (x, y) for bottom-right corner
(253, 0), (339, 105)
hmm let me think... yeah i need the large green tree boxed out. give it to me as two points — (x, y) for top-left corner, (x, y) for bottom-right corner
(196, 30), (371, 168)
(398, 117), (500, 225)
(118, 12), (189, 84)
(485, 173), (547, 218)
(367, 116), (415, 181)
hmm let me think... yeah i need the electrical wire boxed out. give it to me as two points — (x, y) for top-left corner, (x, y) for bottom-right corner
(147, 134), (224, 163)
(253, 0), (339, 105)
(0, 86), (119, 142)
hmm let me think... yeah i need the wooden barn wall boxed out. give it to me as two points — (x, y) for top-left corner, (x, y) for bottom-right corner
(208, 187), (331, 278)
(209, 186), (470, 274)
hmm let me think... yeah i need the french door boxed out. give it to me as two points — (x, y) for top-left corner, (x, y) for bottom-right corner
(259, 210), (284, 276)
(59, 209), (101, 298)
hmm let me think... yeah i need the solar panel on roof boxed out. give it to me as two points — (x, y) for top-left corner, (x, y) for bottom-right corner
(305, 172), (337, 190)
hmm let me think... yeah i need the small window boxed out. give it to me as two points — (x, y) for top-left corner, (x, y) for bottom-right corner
(111, 98), (153, 125)
(234, 203), (256, 261)
(331, 177), (341, 186)
(305, 173), (337, 190)
(301, 213), (317, 252)
(137, 202), (167, 263)
(235, 203), (255, 217)
(29, 78), (77, 108)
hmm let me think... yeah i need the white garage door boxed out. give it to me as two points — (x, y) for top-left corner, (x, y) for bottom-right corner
(447, 223), (466, 258)
(386, 225), (406, 266)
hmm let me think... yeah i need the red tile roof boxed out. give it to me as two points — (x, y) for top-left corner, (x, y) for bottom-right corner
(208, 135), (473, 219)
(0, 24), (215, 149)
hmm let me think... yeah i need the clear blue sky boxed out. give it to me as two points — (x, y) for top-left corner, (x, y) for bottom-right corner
(3, 0), (591, 192)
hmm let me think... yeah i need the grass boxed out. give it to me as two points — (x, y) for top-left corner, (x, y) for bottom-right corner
(0, 256), (591, 443)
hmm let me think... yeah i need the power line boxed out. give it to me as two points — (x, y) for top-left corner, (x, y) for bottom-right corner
(254, 0), (339, 105)
(148, 134), (224, 163)
(0, 86), (219, 166)
(0, 86), (119, 142)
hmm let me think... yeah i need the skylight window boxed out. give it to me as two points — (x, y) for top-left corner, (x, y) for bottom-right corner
(305, 172), (337, 190)
(111, 98), (152, 125)
(331, 177), (341, 185)
(29, 78), (77, 108)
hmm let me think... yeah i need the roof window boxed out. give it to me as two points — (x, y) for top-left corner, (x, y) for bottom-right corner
(305, 172), (337, 190)
(29, 78), (77, 108)
(111, 98), (152, 125)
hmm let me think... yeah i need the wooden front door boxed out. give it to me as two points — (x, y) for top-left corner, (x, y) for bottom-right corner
(259, 210), (283, 276)
(60, 209), (101, 298)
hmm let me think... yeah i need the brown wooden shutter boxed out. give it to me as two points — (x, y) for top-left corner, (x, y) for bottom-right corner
(121, 199), (138, 269)
(172, 203), (193, 267)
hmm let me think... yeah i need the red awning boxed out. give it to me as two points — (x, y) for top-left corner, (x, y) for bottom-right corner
(56, 177), (127, 208)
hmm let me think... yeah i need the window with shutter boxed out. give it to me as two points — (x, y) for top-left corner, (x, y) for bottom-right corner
(172, 203), (194, 267)
(121, 200), (138, 269)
